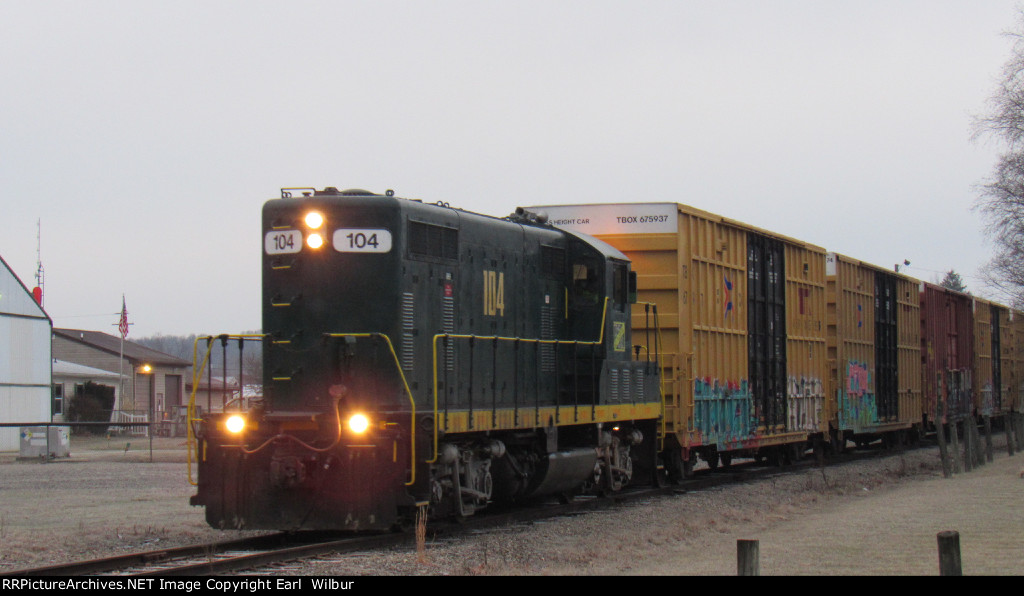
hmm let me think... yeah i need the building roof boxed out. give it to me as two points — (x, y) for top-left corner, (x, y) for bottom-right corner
(53, 328), (191, 368)
(0, 254), (51, 323)
(52, 359), (121, 379)
(189, 375), (239, 390)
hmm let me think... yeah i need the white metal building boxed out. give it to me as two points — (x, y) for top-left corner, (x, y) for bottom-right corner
(0, 255), (52, 451)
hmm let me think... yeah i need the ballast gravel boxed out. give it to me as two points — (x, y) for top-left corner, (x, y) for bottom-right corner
(1, 435), (1021, 575)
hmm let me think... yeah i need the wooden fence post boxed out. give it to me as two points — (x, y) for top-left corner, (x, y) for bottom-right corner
(937, 531), (962, 576)
(969, 418), (982, 469)
(737, 539), (759, 576)
(936, 378), (952, 478)
(983, 415), (993, 463)
(962, 420), (974, 473)
(936, 421), (951, 478)
(950, 420), (962, 474)
(1006, 413), (1016, 456)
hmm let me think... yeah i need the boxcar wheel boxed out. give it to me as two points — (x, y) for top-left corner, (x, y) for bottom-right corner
(663, 446), (686, 484)
(705, 447), (719, 471)
(682, 457), (694, 478)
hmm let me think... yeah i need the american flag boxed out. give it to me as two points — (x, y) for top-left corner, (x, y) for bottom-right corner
(118, 296), (129, 338)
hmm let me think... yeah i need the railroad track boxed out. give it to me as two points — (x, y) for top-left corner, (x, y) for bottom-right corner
(2, 442), (916, 576)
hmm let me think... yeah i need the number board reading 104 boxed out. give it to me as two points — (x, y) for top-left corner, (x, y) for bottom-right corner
(332, 229), (392, 253)
(265, 230), (302, 254)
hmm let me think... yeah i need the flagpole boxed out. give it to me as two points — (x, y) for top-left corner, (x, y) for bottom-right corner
(120, 297), (124, 425)
(119, 334), (123, 418)
(116, 295), (129, 435)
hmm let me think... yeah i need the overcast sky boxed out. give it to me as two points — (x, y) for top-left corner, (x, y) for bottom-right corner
(1, 1), (1021, 338)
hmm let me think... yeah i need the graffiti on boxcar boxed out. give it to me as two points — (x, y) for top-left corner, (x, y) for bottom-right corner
(723, 275), (733, 319)
(839, 360), (877, 431)
(979, 381), (995, 417)
(788, 375), (824, 431)
(938, 369), (972, 422)
(693, 377), (754, 448)
(846, 360), (870, 397)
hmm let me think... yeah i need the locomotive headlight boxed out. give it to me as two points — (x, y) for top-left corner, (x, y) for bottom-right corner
(348, 413), (370, 434)
(225, 414), (246, 434)
(306, 232), (324, 249)
(304, 211), (324, 229)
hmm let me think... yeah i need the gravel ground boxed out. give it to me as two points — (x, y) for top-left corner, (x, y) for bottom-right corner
(1, 434), (1022, 575)
(0, 435), (268, 573)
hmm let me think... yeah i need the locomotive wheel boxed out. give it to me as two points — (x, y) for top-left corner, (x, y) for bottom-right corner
(612, 452), (633, 491)
(582, 460), (603, 494)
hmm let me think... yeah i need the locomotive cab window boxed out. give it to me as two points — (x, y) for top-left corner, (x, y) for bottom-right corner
(541, 245), (565, 280)
(573, 261), (601, 306)
(612, 263), (628, 311)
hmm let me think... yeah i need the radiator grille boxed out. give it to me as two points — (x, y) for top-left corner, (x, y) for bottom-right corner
(401, 292), (415, 370)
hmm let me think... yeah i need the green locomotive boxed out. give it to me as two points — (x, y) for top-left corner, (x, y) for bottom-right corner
(190, 188), (662, 531)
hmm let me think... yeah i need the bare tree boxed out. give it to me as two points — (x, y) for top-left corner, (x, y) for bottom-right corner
(974, 13), (1024, 307)
(241, 347), (263, 389)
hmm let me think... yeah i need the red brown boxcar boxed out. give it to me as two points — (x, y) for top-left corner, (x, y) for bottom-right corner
(919, 282), (974, 425)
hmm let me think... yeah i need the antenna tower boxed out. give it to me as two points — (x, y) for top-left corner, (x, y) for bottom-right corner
(35, 219), (44, 305)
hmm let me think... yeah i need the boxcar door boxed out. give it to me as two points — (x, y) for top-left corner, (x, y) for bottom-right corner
(748, 233), (788, 430)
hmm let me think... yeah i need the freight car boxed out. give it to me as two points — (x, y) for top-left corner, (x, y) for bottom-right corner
(920, 282), (975, 426)
(825, 253), (922, 449)
(972, 297), (1015, 419)
(188, 188), (662, 531)
(528, 203), (830, 474)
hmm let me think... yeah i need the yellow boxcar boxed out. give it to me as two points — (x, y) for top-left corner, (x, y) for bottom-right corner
(973, 297), (1014, 417)
(825, 253), (922, 446)
(529, 203), (828, 472)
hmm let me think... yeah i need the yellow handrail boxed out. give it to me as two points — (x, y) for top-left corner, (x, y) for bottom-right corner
(323, 333), (417, 486)
(187, 334), (265, 486)
(634, 302), (667, 450)
(428, 298), (611, 463)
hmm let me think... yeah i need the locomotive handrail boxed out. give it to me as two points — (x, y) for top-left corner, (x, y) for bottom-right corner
(427, 297), (611, 464)
(635, 301), (668, 451)
(187, 334), (266, 486)
(322, 332), (417, 487)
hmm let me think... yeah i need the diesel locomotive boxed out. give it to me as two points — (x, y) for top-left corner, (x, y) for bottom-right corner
(189, 188), (663, 531)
